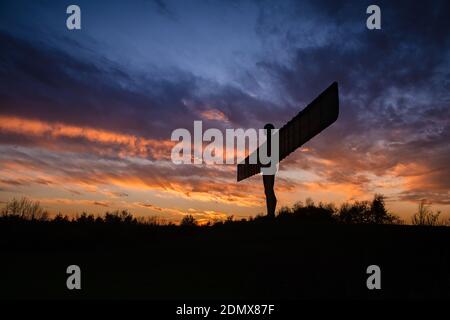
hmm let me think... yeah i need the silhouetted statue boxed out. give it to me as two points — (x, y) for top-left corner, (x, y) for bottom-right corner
(237, 82), (340, 217)
(262, 123), (277, 218)
(263, 174), (276, 218)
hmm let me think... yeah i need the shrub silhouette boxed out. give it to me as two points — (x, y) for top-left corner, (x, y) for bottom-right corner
(180, 214), (197, 227)
(412, 200), (441, 226)
(225, 215), (234, 224)
(278, 200), (337, 223)
(338, 201), (370, 224)
(0, 197), (48, 221)
(276, 195), (401, 225)
(53, 213), (70, 224)
(338, 194), (400, 224)
(104, 210), (136, 224)
(75, 212), (96, 224)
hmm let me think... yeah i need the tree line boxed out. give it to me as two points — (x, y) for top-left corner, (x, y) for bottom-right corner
(0, 195), (447, 227)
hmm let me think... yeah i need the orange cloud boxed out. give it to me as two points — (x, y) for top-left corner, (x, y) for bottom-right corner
(0, 115), (175, 159)
(0, 151), (262, 209)
(200, 109), (229, 122)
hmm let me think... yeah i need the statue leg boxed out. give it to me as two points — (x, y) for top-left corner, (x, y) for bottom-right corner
(263, 174), (277, 218)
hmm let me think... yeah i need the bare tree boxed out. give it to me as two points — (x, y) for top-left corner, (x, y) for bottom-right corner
(1, 197), (48, 221)
(412, 200), (441, 226)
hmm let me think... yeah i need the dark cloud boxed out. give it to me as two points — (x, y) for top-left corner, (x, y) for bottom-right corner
(139, 203), (163, 211)
(93, 201), (109, 207)
(0, 179), (26, 186)
(0, 30), (282, 142)
(109, 191), (129, 197)
(0, 30), (199, 139)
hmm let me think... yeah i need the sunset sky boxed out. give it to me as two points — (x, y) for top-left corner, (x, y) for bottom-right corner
(0, 0), (449, 223)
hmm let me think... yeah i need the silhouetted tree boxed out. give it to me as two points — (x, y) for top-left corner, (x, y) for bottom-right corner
(370, 194), (400, 224)
(225, 215), (234, 224)
(53, 213), (70, 224)
(338, 195), (401, 224)
(338, 201), (370, 224)
(104, 210), (136, 224)
(180, 214), (197, 227)
(76, 212), (95, 224)
(1, 197), (48, 221)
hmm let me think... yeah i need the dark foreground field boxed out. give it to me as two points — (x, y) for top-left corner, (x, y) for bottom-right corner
(1, 219), (449, 300)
